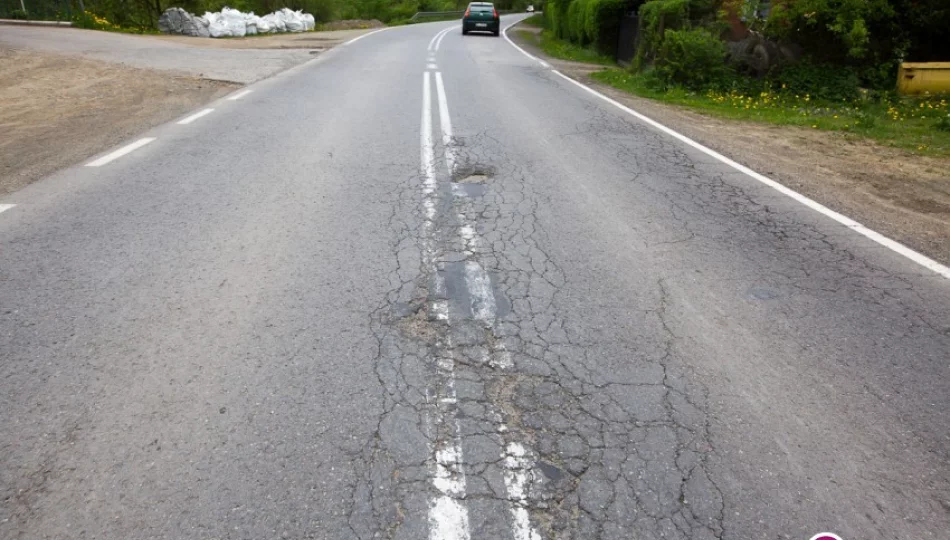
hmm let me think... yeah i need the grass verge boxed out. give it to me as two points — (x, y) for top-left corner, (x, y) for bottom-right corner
(520, 13), (545, 27)
(514, 28), (615, 66)
(591, 69), (950, 157)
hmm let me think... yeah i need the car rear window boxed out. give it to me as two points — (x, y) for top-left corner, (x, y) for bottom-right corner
(470, 3), (494, 10)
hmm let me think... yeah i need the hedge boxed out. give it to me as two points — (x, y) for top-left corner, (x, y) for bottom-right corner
(546, 0), (628, 55)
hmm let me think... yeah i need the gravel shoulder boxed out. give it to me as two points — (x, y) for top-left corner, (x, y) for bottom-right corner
(510, 26), (950, 266)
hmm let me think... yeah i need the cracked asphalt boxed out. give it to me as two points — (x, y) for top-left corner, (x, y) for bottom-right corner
(1, 16), (949, 540)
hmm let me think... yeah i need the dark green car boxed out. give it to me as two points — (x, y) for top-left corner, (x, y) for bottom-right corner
(461, 2), (500, 36)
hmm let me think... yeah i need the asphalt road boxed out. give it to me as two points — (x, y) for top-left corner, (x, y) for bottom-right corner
(2, 16), (949, 540)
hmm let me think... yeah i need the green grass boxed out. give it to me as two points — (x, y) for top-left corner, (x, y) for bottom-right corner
(591, 69), (950, 157)
(520, 13), (545, 27)
(515, 29), (615, 66)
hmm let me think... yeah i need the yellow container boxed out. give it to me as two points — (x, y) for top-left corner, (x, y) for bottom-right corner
(898, 62), (950, 95)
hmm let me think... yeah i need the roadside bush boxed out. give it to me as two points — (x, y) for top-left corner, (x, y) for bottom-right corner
(768, 61), (861, 102)
(545, 0), (627, 55)
(634, 0), (689, 68)
(655, 28), (729, 89)
(10, 8), (29, 19)
(936, 114), (950, 133)
(546, 0), (571, 39)
(566, 0), (588, 43)
(583, 0), (626, 54)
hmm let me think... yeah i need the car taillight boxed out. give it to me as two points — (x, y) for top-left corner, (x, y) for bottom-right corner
(464, 8), (470, 16)
(493, 8), (498, 17)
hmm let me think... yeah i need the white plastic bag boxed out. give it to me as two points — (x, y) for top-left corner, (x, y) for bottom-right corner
(208, 18), (231, 37)
(301, 12), (315, 31)
(221, 7), (246, 37)
(262, 12), (284, 32)
(255, 16), (273, 33)
(281, 8), (304, 32)
(245, 13), (260, 35)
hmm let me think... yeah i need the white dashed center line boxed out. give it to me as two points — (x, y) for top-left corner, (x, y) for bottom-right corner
(430, 61), (544, 540)
(0, 204), (15, 215)
(177, 108), (215, 125)
(227, 89), (253, 101)
(85, 138), (156, 167)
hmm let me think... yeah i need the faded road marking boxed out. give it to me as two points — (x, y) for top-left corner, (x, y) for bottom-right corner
(85, 138), (156, 167)
(505, 442), (542, 540)
(422, 70), (472, 540)
(463, 260), (495, 321)
(0, 204), (15, 215)
(434, 72), (456, 173)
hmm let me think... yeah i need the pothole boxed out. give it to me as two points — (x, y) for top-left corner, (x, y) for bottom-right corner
(395, 307), (438, 343)
(456, 174), (489, 184)
(452, 164), (495, 183)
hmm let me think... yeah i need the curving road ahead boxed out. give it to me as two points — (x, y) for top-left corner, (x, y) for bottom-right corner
(1, 16), (949, 540)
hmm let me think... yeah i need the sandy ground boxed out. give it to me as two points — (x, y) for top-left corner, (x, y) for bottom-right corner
(512, 26), (950, 265)
(0, 46), (237, 195)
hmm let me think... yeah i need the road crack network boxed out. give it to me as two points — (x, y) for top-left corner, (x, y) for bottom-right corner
(341, 67), (726, 540)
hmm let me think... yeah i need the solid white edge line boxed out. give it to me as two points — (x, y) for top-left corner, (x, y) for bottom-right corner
(547, 70), (950, 280)
(434, 72), (455, 172)
(84, 138), (156, 167)
(226, 89), (252, 101)
(343, 27), (387, 47)
(501, 22), (950, 280)
(176, 108), (214, 125)
(502, 21), (549, 68)
(0, 204), (15, 214)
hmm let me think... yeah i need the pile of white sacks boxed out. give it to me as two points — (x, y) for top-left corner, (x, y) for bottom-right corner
(158, 7), (316, 38)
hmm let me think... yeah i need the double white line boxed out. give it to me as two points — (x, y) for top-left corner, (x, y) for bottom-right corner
(428, 25), (457, 52)
(422, 70), (470, 540)
(421, 69), (541, 540)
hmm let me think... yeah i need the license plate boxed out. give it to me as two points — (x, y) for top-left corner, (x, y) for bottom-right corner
(476, 23), (487, 27)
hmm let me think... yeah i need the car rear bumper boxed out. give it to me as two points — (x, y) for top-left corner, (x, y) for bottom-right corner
(462, 20), (500, 33)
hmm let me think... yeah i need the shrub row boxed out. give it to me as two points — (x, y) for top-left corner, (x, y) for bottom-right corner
(546, 0), (627, 55)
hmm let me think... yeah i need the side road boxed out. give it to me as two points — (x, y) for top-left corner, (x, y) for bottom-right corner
(0, 26), (335, 83)
(0, 26), (373, 196)
(508, 23), (950, 266)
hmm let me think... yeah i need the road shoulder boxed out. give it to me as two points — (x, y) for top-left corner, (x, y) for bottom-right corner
(509, 24), (950, 266)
